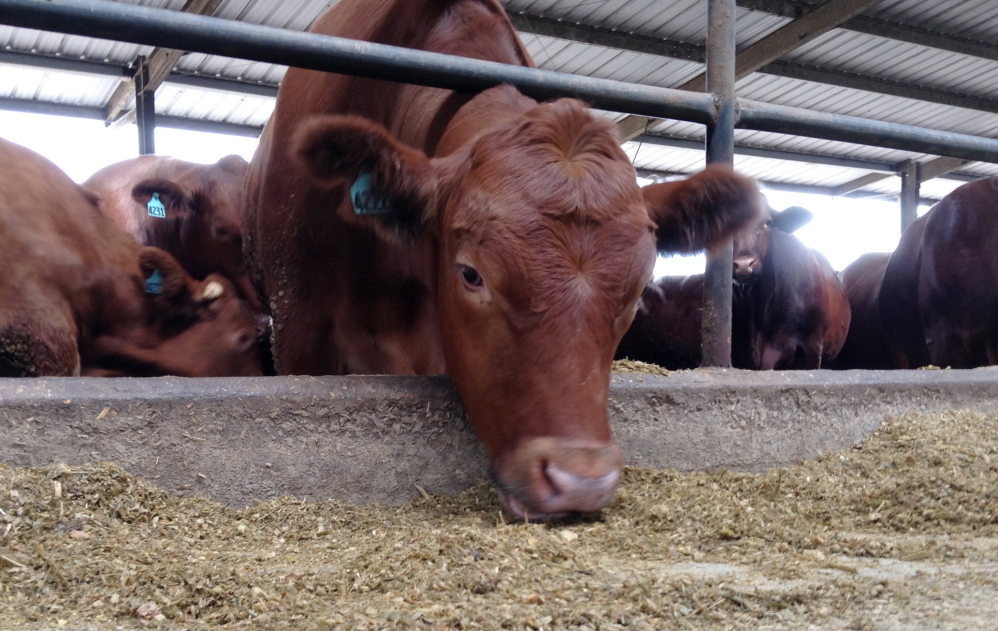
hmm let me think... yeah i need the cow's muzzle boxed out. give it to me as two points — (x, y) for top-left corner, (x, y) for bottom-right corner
(489, 438), (623, 522)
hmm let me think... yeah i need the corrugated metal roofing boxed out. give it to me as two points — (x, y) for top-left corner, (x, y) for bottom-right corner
(0, 0), (996, 201)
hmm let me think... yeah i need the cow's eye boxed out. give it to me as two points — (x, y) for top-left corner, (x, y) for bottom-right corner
(460, 265), (484, 289)
(765, 219), (774, 228)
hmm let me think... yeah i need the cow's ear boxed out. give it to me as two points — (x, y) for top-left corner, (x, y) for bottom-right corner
(215, 154), (249, 175)
(132, 180), (191, 218)
(642, 165), (765, 254)
(293, 115), (439, 241)
(772, 206), (813, 234)
(138, 247), (220, 320)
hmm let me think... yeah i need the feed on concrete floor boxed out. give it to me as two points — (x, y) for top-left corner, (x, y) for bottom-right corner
(2, 410), (998, 630)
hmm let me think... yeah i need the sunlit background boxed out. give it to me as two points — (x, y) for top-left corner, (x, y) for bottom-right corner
(0, 108), (928, 279)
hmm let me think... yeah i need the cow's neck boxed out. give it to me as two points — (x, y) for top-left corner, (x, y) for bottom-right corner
(307, 0), (532, 154)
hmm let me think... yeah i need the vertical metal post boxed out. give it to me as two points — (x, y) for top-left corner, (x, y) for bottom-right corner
(701, 0), (737, 367)
(899, 160), (920, 233)
(134, 57), (155, 155)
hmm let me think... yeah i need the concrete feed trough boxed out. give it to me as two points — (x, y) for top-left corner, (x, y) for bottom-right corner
(2, 369), (997, 507)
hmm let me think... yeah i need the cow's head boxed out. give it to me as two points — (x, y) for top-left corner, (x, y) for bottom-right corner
(86, 247), (265, 377)
(293, 103), (761, 520)
(130, 155), (249, 287)
(732, 205), (812, 283)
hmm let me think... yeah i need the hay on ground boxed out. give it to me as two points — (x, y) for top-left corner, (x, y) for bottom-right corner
(3, 410), (998, 629)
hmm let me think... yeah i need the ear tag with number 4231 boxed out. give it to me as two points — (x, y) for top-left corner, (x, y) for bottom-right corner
(349, 170), (392, 216)
(147, 193), (166, 219)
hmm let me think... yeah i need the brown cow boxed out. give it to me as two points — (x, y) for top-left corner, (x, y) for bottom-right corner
(243, 0), (764, 520)
(84, 154), (261, 310)
(615, 274), (704, 370)
(827, 253), (908, 370)
(881, 178), (998, 368)
(879, 213), (930, 367)
(0, 137), (264, 378)
(731, 206), (850, 369)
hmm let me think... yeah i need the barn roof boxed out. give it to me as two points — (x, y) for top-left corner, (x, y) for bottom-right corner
(1, 0), (996, 201)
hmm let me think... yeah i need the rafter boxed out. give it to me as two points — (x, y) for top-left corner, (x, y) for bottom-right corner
(614, 0), (880, 140)
(103, 0), (225, 123)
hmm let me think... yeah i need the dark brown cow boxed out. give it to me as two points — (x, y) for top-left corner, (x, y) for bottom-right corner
(827, 253), (908, 370)
(879, 213), (930, 367)
(243, 0), (764, 520)
(84, 154), (261, 310)
(881, 177), (998, 368)
(615, 274), (704, 370)
(731, 206), (850, 369)
(0, 137), (264, 378)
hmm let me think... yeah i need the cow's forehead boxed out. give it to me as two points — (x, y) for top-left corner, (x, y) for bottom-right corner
(451, 99), (646, 222)
(448, 158), (648, 244)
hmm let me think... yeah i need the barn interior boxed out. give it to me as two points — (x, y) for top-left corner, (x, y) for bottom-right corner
(1, 1), (998, 628)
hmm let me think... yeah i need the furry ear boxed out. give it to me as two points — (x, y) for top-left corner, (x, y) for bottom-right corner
(642, 165), (765, 254)
(139, 248), (191, 297)
(137, 247), (204, 321)
(132, 179), (191, 219)
(214, 154), (249, 176)
(772, 206), (813, 234)
(292, 115), (440, 241)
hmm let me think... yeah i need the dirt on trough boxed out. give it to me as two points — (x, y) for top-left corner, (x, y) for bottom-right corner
(3, 405), (998, 630)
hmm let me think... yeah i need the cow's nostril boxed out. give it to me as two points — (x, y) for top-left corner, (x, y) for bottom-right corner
(542, 462), (621, 514)
(733, 257), (757, 275)
(539, 460), (561, 499)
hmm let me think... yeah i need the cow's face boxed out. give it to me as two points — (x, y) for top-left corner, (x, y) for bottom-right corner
(732, 205), (812, 283)
(294, 104), (657, 520)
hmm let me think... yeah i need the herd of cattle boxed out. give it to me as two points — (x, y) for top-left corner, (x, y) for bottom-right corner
(2, 0), (996, 518)
(618, 176), (998, 372)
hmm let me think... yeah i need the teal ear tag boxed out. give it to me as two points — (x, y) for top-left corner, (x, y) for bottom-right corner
(349, 170), (391, 215)
(144, 269), (164, 294)
(147, 193), (166, 218)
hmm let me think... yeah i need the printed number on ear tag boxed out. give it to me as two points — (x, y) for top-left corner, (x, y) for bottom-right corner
(349, 170), (392, 216)
(147, 193), (166, 219)
(145, 269), (164, 294)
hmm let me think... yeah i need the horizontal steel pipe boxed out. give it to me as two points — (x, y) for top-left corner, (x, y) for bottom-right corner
(0, 0), (715, 124)
(738, 100), (998, 164)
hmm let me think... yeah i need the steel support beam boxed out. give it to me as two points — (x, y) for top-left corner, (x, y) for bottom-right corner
(920, 156), (971, 182)
(830, 172), (894, 196)
(511, 15), (998, 120)
(508, 13), (703, 63)
(635, 133), (896, 172)
(133, 58), (155, 155)
(827, 154), (974, 196)
(688, 0), (881, 93)
(736, 100), (998, 164)
(103, 0), (225, 123)
(899, 161), (921, 233)
(0, 96), (263, 137)
(0, 49), (280, 98)
(701, 0), (737, 368)
(618, 0), (880, 141)
(762, 61), (998, 115)
(736, 0), (998, 63)
(757, 178), (941, 205)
